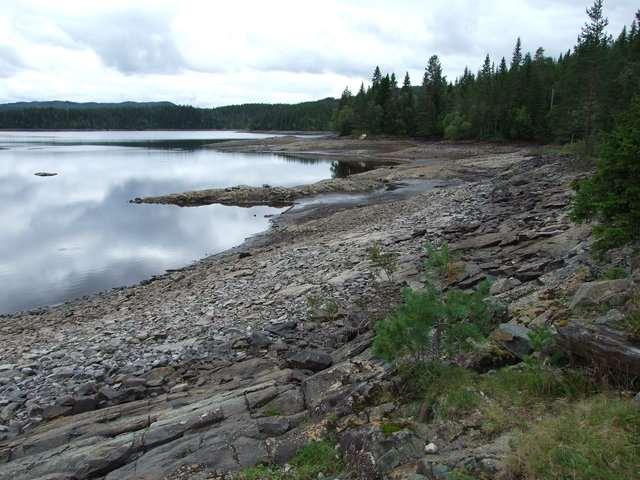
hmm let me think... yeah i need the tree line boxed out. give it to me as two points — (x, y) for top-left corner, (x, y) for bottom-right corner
(0, 99), (337, 131)
(333, 1), (640, 150)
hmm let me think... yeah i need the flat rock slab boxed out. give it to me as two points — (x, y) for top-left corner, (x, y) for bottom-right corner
(569, 279), (632, 310)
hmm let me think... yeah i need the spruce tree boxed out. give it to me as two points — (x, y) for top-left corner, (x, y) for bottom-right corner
(511, 37), (523, 70)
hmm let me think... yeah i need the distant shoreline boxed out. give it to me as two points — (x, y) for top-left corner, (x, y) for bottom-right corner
(0, 128), (332, 135)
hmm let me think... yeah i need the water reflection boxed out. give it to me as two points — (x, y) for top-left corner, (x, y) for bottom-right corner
(0, 131), (335, 314)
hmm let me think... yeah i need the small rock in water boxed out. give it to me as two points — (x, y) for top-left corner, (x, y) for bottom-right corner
(34, 172), (58, 177)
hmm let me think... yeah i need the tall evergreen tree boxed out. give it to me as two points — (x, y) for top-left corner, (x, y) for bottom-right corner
(511, 37), (523, 70)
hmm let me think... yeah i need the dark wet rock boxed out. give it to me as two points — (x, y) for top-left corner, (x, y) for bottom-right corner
(257, 417), (291, 436)
(98, 386), (124, 402)
(286, 350), (333, 372)
(70, 396), (97, 415)
(249, 331), (272, 348)
(264, 321), (298, 336)
(42, 405), (72, 421)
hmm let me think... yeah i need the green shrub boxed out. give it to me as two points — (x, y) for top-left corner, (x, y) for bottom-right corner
(571, 96), (640, 251)
(403, 362), (594, 428)
(236, 441), (341, 480)
(306, 294), (341, 322)
(424, 242), (453, 283)
(373, 282), (495, 364)
(443, 112), (473, 140)
(367, 242), (398, 281)
(600, 266), (628, 280)
(507, 396), (640, 480)
(619, 311), (640, 342)
(238, 465), (284, 480)
(289, 441), (342, 480)
(380, 422), (407, 436)
(527, 325), (555, 355)
(374, 287), (442, 363)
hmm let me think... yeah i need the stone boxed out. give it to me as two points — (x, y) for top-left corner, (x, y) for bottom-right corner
(451, 232), (503, 251)
(262, 388), (305, 415)
(0, 403), (19, 421)
(258, 417), (291, 436)
(492, 323), (533, 359)
(71, 396), (98, 414)
(570, 279), (633, 310)
(633, 392), (640, 407)
(122, 376), (147, 388)
(98, 386), (124, 402)
(170, 383), (189, 393)
(424, 442), (439, 454)
(417, 461), (450, 480)
(287, 350), (333, 372)
(277, 284), (316, 298)
(265, 321), (298, 335)
(490, 277), (522, 295)
(594, 309), (625, 326)
(52, 366), (75, 378)
(249, 331), (272, 348)
(42, 404), (72, 420)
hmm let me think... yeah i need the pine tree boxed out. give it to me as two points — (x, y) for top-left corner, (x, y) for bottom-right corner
(511, 37), (523, 70)
(400, 72), (416, 135)
(576, 0), (612, 153)
(417, 55), (448, 136)
(579, 0), (610, 47)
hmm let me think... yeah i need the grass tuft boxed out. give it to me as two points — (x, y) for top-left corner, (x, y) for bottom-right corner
(506, 395), (640, 480)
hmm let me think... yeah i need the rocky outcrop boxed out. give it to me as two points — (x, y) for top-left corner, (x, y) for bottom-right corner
(2, 144), (629, 479)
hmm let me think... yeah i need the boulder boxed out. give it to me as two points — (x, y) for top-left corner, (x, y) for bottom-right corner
(286, 350), (333, 372)
(257, 417), (291, 436)
(490, 277), (522, 296)
(248, 331), (272, 348)
(569, 279), (632, 310)
(492, 323), (533, 359)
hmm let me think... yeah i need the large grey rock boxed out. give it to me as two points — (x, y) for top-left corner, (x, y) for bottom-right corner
(570, 279), (632, 310)
(287, 350), (333, 372)
(257, 417), (291, 436)
(490, 277), (522, 295)
(493, 323), (533, 359)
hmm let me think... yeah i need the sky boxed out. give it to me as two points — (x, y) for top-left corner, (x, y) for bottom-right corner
(0, 0), (637, 107)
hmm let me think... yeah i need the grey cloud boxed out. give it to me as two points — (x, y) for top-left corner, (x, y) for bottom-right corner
(258, 51), (373, 77)
(61, 11), (186, 74)
(0, 46), (25, 78)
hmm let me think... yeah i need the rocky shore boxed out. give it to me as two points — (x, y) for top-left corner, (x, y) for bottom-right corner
(0, 139), (637, 479)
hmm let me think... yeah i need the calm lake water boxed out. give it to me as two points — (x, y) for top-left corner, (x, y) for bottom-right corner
(0, 130), (341, 315)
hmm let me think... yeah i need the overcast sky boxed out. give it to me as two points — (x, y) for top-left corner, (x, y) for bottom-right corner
(0, 0), (637, 107)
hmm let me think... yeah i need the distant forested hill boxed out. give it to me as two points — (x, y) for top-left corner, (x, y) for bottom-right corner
(0, 98), (337, 131)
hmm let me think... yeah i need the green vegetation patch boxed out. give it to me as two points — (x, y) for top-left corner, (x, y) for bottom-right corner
(404, 363), (595, 435)
(237, 441), (342, 480)
(507, 396), (640, 480)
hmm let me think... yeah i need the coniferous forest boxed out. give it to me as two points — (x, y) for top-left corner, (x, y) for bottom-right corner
(0, 99), (337, 131)
(0, 1), (637, 150)
(333, 2), (639, 150)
